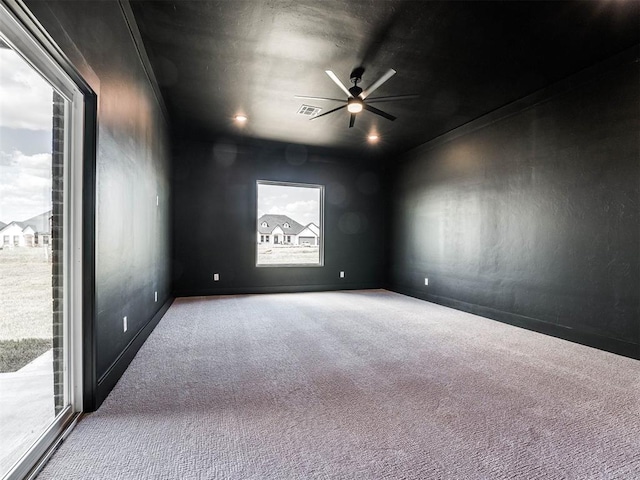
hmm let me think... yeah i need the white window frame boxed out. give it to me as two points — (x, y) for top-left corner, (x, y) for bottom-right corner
(0, 2), (85, 479)
(256, 180), (325, 268)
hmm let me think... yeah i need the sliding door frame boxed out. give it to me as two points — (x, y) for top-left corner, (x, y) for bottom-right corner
(0, 1), (96, 478)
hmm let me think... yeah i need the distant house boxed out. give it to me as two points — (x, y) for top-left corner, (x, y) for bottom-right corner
(0, 211), (52, 248)
(257, 214), (319, 246)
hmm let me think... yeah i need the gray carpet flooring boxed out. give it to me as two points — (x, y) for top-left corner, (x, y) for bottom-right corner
(37, 290), (640, 479)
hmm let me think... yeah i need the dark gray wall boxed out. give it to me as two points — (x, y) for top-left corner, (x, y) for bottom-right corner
(27, 0), (172, 408)
(388, 50), (639, 359)
(172, 137), (385, 296)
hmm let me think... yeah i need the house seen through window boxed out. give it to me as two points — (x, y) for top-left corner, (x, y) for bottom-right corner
(256, 181), (324, 266)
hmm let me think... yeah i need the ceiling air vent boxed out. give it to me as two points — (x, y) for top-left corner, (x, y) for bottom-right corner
(297, 105), (321, 117)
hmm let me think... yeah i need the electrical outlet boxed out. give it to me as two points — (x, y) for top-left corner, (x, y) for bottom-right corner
(340, 271), (345, 278)
(213, 273), (220, 281)
(425, 278), (429, 286)
(123, 316), (128, 332)
(154, 291), (158, 302)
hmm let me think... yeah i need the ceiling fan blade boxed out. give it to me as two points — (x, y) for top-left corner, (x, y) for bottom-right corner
(325, 70), (353, 98)
(349, 114), (356, 128)
(310, 104), (347, 120)
(361, 68), (396, 99)
(365, 94), (420, 103)
(364, 104), (396, 121)
(294, 95), (345, 102)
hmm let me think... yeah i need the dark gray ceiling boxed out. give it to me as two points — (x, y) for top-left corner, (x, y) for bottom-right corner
(130, 0), (639, 156)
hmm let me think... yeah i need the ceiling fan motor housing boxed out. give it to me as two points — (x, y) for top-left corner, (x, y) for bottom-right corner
(349, 85), (363, 98)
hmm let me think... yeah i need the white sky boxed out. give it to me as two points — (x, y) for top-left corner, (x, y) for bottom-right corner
(257, 183), (320, 226)
(0, 47), (53, 223)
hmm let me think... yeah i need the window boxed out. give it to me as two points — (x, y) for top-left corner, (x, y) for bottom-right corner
(256, 181), (324, 267)
(0, 3), (85, 478)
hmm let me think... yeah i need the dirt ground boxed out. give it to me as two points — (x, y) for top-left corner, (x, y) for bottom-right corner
(257, 244), (321, 265)
(0, 247), (52, 340)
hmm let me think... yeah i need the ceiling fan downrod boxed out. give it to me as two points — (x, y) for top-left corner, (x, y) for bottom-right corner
(349, 66), (365, 98)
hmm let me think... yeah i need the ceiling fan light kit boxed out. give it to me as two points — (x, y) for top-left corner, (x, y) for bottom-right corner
(347, 98), (363, 113)
(296, 66), (418, 129)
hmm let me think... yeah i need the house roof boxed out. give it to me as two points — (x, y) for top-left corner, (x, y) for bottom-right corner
(0, 211), (52, 234)
(19, 210), (51, 234)
(0, 222), (17, 234)
(258, 214), (306, 235)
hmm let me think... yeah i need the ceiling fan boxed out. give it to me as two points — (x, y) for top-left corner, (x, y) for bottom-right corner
(295, 66), (418, 128)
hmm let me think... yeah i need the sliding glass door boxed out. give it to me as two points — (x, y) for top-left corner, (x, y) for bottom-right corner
(0, 3), (84, 478)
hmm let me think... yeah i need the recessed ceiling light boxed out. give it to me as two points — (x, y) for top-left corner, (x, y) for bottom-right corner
(234, 114), (247, 123)
(368, 134), (379, 143)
